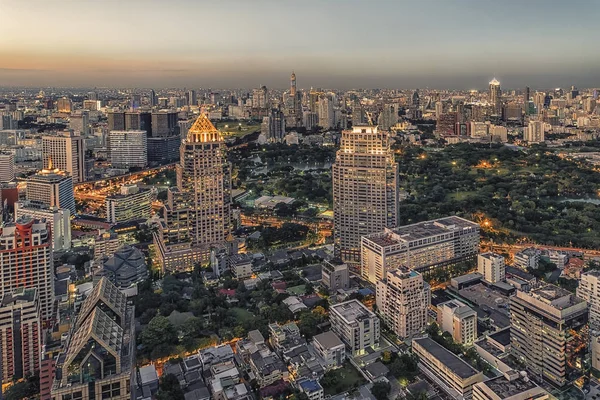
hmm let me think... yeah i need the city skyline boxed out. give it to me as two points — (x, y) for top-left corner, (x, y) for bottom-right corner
(1, 0), (600, 89)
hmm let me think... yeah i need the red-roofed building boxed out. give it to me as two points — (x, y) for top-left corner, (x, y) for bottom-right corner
(272, 281), (287, 291)
(218, 288), (236, 297)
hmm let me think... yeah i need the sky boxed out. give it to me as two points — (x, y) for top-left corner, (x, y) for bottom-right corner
(1, 0), (599, 89)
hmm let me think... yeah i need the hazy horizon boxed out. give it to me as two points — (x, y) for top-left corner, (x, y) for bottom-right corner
(1, 0), (599, 89)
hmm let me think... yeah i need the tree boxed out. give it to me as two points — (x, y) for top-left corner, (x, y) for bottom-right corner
(140, 315), (177, 350)
(4, 374), (39, 400)
(370, 382), (391, 400)
(156, 373), (185, 400)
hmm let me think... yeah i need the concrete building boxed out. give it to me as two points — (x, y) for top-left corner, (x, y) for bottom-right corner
(576, 270), (600, 330)
(108, 130), (148, 168)
(361, 216), (480, 283)
(318, 96), (334, 129)
(98, 245), (148, 289)
(592, 334), (600, 373)
(472, 373), (552, 400)
(69, 112), (89, 135)
(524, 120), (544, 143)
(0, 288), (42, 384)
(298, 379), (324, 400)
(154, 114), (232, 272)
(0, 217), (54, 322)
(513, 248), (540, 270)
(413, 337), (484, 400)
(312, 331), (345, 369)
(329, 299), (380, 356)
(478, 253), (505, 284)
(333, 125), (398, 264)
(489, 78), (502, 115)
(376, 267), (430, 340)
(42, 131), (85, 183)
(229, 254), (253, 280)
(57, 97), (72, 113)
(261, 108), (286, 143)
(510, 284), (588, 386)
(51, 278), (135, 400)
(151, 111), (179, 137)
(26, 168), (75, 215)
(0, 152), (15, 182)
(321, 260), (350, 292)
(437, 299), (477, 345)
(15, 200), (71, 250)
(105, 184), (152, 223)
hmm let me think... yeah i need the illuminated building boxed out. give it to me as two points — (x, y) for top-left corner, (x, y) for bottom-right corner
(108, 130), (148, 168)
(318, 95), (334, 129)
(0, 288), (42, 384)
(333, 125), (398, 264)
(477, 252), (505, 284)
(26, 167), (75, 215)
(329, 299), (380, 356)
(286, 72), (303, 127)
(51, 277), (135, 400)
(154, 114), (232, 272)
(437, 299), (477, 345)
(261, 108), (286, 142)
(42, 131), (86, 183)
(524, 120), (544, 143)
(576, 270), (600, 330)
(0, 216), (54, 322)
(489, 78), (502, 115)
(0, 151), (15, 182)
(510, 284), (588, 386)
(376, 267), (430, 340)
(15, 200), (71, 250)
(105, 184), (152, 224)
(361, 216), (479, 283)
(56, 97), (72, 113)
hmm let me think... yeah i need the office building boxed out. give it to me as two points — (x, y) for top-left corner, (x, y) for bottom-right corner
(524, 120), (544, 143)
(576, 270), (600, 330)
(513, 248), (540, 270)
(477, 253), (505, 284)
(108, 111), (126, 131)
(437, 299), (477, 345)
(436, 112), (458, 137)
(42, 131), (86, 183)
(252, 86), (269, 109)
(376, 267), (430, 340)
(0, 151), (15, 182)
(318, 96), (334, 129)
(147, 136), (181, 164)
(261, 108), (286, 142)
(489, 78), (502, 115)
(321, 260), (350, 292)
(0, 216), (54, 322)
(57, 97), (72, 113)
(472, 373), (551, 400)
(69, 112), (89, 135)
(98, 245), (148, 289)
(333, 125), (398, 264)
(51, 277), (135, 400)
(413, 337), (484, 400)
(361, 216), (480, 283)
(108, 130), (148, 168)
(26, 168), (75, 215)
(378, 103), (398, 130)
(510, 284), (588, 386)
(312, 331), (345, 369)
(187, 90), (197, 106)
(329, 299), (380, 356)
(15, 200), (71, 250)
(0, 288), (42, 384)
(151, 111), (179, 137)
(124, 111), (152, 134)
(105, 184), (152, 223)
(154, 114), (232, 272)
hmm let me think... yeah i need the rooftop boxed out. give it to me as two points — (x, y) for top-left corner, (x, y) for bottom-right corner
(529, 284), (585, 309)
(1, 288), (37, 306)
(313, 331), (344, 349)
(480, 375), (544, 398)
(330, 299), (375, 323)
(488, 327), (511, 347)
(413, 337), (480, 379)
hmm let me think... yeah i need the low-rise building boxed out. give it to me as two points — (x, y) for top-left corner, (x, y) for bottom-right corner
(229, 254), (253, 280)
(413, 337), (484, 400)
(249, 350), (288, 388)
(478, 252), (505, 284)
(298, 379), (325, 400)
(437, 299), (478, 345)
(106, 184), (153, 224)
(321, 260), (350, 292)
(513, 248), (540, 270)
(97, 245), (148, 289)
(200, 344), (235, 372)
(330, 299), (380, 356)
(312, 331), (346, 369)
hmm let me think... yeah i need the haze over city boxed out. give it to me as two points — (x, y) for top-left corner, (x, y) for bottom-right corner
(1, 0), (600, 88)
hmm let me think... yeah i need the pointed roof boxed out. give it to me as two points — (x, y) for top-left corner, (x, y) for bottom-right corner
(187, 113), (223, 143)
(489, 78), (500, 86)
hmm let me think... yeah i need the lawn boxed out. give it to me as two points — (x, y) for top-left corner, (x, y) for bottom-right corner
(230, 307), (255, 323)
(287, 285), (306, 295)
(214, 121), (261, 138)
(320, 362), (366, 396)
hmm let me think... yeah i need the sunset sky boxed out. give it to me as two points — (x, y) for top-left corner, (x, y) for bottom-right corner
(1, 0), (599, 89)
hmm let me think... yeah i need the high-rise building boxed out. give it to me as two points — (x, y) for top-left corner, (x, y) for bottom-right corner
(0, 151), (15, 182)
(377, 103), (398, 130)
(510, 284), (588, 386)
(26, 168), (75, 215)
(153, 114), (232, 272)
(524, 120), (544, 143)
(151, 111), (179, 137)
(87, 91), (98, 101)
(0, 216), (54, 322)
(435, 112), (458, 137)
(108, 111), (126, 131)
(333, 125), (398, 264)
(437, 299), (477, 345)
(147, 136), (181, 164)
(0, 288), (42, 384)
(252, 86), (269, 110)
(477, 252), (505, 284)
(489, 78), (502, 115)
(318, 95), (335, 129)
(361, 216), (480, 283)
(15, 200), (71, 250)
(57, 97), (72, 113)
(261, 108), (286, 142)
(105, 184), (153, 223)
(68, 112), (89, 135)
(411, 89), (420, 109)
(187, 89), (197, 107)
(287, 72), (303, 127)
(42, 131), (86, 183)
(376, 267), (430, 340)
(524, 86), (531, 115)
(576, 270), (600, 330)
(149, 89), (157, 106)
(124, 111), (152, 134)
(329, 299), (380, 356)
(51, 278), (135, 400)
(108, 130), (148, 168)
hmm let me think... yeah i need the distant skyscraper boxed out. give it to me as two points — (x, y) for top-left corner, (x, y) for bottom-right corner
(377, 103), (398, 130)
(130, 94), (142, 109)
(56, 97), (72, 113)
(252, 86), (269, 109)
(524, 86), (531, 115)
(0, 217), (54, 322)
(261, 108), (286, 142)
(42, 131), (86, 183)
(151, 111), (179, 137)
(108, 111), (126, 131)
(411, 89), (420, 109)
(524, 120), (544, 143)
(318, 95), (335, 129)
(187, 89), (197, 106)
(26, 168), (75, 215)
(149, 89), (158, 106)
(0, 152), (15, 182)
(287, 72), (303, 127)
(333, 125), (398, 263)
(154, 114), (233, 272)
(489, 78), (502, 115)
(108, 130), (148, 168)
(87, 91), (98, 101)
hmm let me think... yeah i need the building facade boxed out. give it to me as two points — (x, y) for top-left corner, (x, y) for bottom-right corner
(105, 185), (152, 223)
(0, 152), (15, 182)
(333, 125), (398, 264)
(26, 168), (75, 215)
(437, 299), (477, 345)
(15, 200), (71, 250)
(321, 261), (350, 292)
(376, 267), (430, 340)
(576, 270), (600, 330)
(477, 252), (505, 284)
(42, 131), (85, 183)
(108, 130), (148, 168)
(329, 299), (380, 356)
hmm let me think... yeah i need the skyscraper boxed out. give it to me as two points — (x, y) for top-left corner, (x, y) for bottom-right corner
(149, 89), (158, 106)
(56, 97), (72, 113)
(524, 120), (544, 143)
(0, 151), (15, 182)
(151, 111), (179, 137)
(489, 78), (502, 115)
(108, 111), (126, 131)
(154, 114), (232, 272)
(108, 130), (148, 168)
(261, 108), (286, 142)
(26, 167), (75, 215)
(287, 72), (303, 127)
(376, 267), (430, 340)
(524, 86), (531, 115)
(187, 89), (197, 106)
(333, 125), (398, 263)
(0, 216), (54, 322)
(42, 131), (86, 183)
(318, 95), (334, 129)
